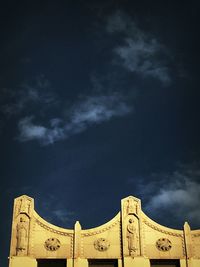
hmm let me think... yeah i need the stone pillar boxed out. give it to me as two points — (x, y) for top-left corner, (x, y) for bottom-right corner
(180, 259), (187, 267)
(74, 221), (81, 258)
(184, 222), (193, 267)
(73, 221), (82, 267)
(118, 259), (123, 267)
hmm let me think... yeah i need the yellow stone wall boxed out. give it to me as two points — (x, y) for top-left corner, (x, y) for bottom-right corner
(9, 195), (200, 267)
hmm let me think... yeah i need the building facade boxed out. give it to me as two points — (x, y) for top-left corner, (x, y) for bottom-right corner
(9, 195), (200, 267)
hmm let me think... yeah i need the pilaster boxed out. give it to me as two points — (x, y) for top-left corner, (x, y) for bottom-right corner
(74, 221), (82, 258)
(184, 221), (193, 267)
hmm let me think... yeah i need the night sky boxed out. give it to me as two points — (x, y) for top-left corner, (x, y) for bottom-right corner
(0, 1), (200, 266)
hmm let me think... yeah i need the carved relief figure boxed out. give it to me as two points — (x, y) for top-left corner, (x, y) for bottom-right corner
(128, 197), (139, 215)
(16, 217), (28, 255)
(20, 197), (30, 214)
(127, 218), (137, 255)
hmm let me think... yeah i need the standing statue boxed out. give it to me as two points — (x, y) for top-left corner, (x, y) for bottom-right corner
(16, 217), (28, 255)
(127, 218), (137, 255)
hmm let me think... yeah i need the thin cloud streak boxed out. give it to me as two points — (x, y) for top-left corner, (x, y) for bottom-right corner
(1, 77), (58, 117)
(70, 94), (131, 124)
(18, 117), (66, 145)
(51, 210), (75, 225)
(35, 194), (76, 227)
(115, 38), (170, 84)
(18, 94), (133, 145)
(106, 11), (171, 85)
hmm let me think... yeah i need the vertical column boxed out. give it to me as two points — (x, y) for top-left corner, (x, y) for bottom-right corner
(184, 222), (193, 267)
(180, 259), (187, 267)
(74, 221), (81, 258)
(73, 221), (87, 267)
(118, 259), (123, 267)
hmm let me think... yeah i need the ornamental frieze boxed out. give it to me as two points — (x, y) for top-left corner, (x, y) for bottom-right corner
(35, 219), (73, 237)
(143, 219), (183, 237)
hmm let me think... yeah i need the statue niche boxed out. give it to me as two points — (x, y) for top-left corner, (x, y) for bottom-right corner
(16, 216), (29, 255)
(126, 217), (138, 256)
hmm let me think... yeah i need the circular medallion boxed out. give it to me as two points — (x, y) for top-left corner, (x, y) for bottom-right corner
(156, 238), (172, 252)
(94, 238), (110, 251)
(44, 238), (61, 251)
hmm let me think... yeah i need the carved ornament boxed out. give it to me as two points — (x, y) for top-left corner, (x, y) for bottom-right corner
(15, 196), (32, 217)
(156, 238), (172, 252)
(94, 238), (110, 251)
(44, 238), (61, 251)
(192, 233), (200, 237)
(143, 219), (183, 237)
(82, 219), (119, 237)
(35, 219), (73, 237)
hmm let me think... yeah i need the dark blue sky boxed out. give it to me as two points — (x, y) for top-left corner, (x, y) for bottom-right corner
(0, 1), (200, 266)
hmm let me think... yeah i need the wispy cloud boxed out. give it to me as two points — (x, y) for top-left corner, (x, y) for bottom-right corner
(139, 165), (200, 227)
(106, 11), (171, 85)
(35, 194), (76, 227)
(4, 186), (76, 227)
(147, 178), (200, 218)
(114, 38), (170, 84)
(1, 76), (58, 117)
(18, 93), (132, 145)
(18, 117), (66, 145)
(51, 210), (75, 225)
(70, 94), (131, 125)
(106, 11), (129, 34)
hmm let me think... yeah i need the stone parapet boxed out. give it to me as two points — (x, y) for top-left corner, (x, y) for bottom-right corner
(8, 195), (200, 267)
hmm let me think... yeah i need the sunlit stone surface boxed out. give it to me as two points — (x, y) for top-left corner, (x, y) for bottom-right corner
(9, 195), (200, 267)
